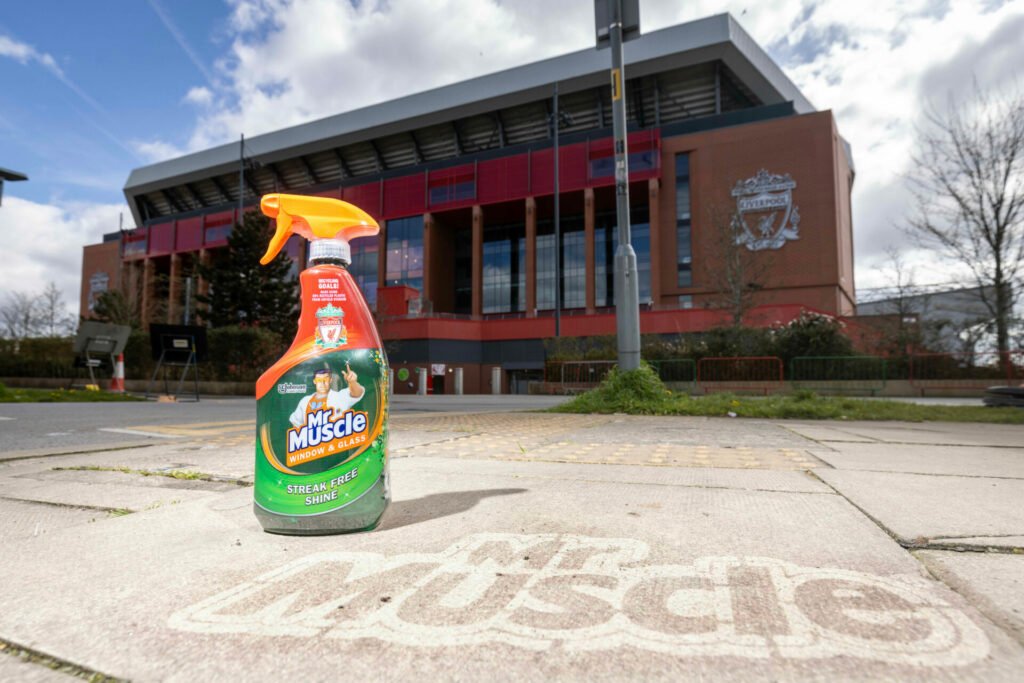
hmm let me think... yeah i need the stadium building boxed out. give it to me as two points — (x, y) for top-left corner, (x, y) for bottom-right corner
(81, 14), (855, 393)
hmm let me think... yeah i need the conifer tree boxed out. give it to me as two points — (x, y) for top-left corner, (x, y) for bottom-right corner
(196, 210), (298, 339)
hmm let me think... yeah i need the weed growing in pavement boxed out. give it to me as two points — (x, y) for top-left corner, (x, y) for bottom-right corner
(52, 465), (253, 485)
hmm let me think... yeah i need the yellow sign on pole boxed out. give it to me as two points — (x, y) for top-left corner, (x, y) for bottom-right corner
(611, 68), (622, 101)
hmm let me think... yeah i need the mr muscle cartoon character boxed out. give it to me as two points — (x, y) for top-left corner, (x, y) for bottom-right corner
(289, 364), (364, 428)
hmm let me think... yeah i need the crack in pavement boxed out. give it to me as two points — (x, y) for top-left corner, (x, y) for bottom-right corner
(0, 636), (123, 682)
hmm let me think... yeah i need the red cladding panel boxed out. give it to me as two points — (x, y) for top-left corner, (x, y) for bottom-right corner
(477, 155), (530, 203)
(344, 183), (381, 219)
(560, 144), (588, 191)
(149, 222), (175, 256)
(384, 174), (425, 218)
(530, 148), (553, 196)
(203, 211), (234, 247)
(175, 217), (202, 251)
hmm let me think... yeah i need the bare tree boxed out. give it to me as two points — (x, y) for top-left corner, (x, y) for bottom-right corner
(37, 282), (76, 337)
(700, 204), (773, 326)
(0, 291), (39, 340)
(906, 85), (1024, 355)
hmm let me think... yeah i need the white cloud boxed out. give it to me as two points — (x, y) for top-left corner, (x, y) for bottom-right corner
(132, 139), (187, 163)
(184, 86), (214, 106)
(0, 196), (128, 319)
(0, 32), (63, 76)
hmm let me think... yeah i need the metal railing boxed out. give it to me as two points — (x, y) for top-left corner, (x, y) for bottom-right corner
(538, 351), (1023, 396)
(697, 356), (784, 395)
(790, 356), (887, 395)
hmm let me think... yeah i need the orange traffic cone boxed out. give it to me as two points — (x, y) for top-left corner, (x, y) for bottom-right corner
(109, 353), (125, 393)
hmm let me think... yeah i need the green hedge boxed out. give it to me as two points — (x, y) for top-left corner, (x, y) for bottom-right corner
(2, 326), (287, 383)
(544, 312), (857, 365)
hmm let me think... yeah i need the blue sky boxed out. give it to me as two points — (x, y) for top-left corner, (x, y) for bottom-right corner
(0, 1), (230, 207)
(1, 0), (1023, 315)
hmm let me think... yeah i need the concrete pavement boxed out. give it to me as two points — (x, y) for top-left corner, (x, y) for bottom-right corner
(0, 411), (1022, 681)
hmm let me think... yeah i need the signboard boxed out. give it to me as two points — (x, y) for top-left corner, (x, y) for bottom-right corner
(149, 324), (209, 364)
(594, 0), (640, 48)
(431, 364), (447, 376)
(73, 321), (131, 356)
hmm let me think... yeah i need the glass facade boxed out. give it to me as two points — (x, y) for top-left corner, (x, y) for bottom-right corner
(481, 222), (526, 314)
(676, 154), (693, 287)
(536, 215), (584, 311)
(385, 215), (424, 292)
(349, 236), (378, 308)
(594, 206), (651, 307)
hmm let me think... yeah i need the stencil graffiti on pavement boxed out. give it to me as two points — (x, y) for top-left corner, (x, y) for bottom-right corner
(169, 533), (988, 665)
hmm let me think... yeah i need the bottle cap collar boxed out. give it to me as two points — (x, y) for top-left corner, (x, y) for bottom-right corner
(309, 238), (350, 264)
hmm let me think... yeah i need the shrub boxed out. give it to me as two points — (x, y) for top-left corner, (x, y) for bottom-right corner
(558, 363), (673, 414)
(772, 311), (854, 365)
(205, 326), (286, 381)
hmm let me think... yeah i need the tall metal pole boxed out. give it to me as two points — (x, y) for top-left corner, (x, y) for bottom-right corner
(609, 0), (641, 370)
(553, 81), (561, 338)
(238, 133), (245, 220)
(183, 276), (192, 325)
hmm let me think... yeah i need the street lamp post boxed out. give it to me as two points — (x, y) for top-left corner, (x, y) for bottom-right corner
(596, 0), (641, 371)
(553, 82), (561, 338)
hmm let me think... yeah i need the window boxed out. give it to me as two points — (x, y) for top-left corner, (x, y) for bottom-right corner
(594, 205), (650, 307)
(481, 222), (527, 314)
(428, 169), (475, 206)
(676, 154), (693, 287)
(536, 215), (584, 311)
(589, 138), (659, 178)
(385, 215), (424, 292)
(349, 236), (378, 308)
(123, 231), (147, 256)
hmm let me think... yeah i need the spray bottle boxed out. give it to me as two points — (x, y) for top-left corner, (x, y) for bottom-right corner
(253, 193), (389, 535)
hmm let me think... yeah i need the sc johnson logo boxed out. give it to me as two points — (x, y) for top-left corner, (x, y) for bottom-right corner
(169, 533), (988, 665)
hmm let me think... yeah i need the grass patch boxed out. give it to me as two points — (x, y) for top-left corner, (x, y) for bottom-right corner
(0, 381), (143, 403)
(552, 364), (1024, 424)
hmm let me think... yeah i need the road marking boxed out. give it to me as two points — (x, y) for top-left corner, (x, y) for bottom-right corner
(0, 416), (14, 421)
(98, 427), (182, 439)
(98, 420), (256, 441)
(170, 532), (989, 665)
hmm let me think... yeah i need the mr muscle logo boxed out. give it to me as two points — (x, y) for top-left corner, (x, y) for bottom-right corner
(286, 408), (369, 467)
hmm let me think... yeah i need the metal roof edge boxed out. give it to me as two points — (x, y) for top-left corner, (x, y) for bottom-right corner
(122, 14), (780, 192)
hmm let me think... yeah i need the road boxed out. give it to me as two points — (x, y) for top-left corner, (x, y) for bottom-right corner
(0, 395), (570, 458)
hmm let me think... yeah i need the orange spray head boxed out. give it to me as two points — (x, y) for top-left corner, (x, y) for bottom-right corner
(259, 193), (379, 265)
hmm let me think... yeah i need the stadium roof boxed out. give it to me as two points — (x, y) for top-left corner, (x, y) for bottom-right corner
(124, 13), (816, 227)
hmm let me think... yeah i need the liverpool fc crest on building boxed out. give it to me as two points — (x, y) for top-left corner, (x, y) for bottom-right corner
(731, 169), (800, 251)
(314, 304), (347, 349)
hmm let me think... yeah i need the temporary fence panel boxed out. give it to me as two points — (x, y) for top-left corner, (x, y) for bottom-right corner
(790, 356), (886, 395)
(697, 356), (784, 395)
(544, 360), (617, 386)
(649, 359), (696, 389)
(909, 351), (1020, 393)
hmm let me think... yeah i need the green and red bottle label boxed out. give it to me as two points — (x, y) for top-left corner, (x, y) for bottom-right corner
(254, 266), (388, 518)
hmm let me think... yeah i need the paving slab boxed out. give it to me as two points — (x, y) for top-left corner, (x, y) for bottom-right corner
(0, 477), (218, 512)
(0, 456), (1019, 682)
(788, 421), (1024, 448)
(0, 498), (106, 543)
(916, 551), (1024, 642)
(0, 653), (80, 683)
(816, 469), (1024, 543)
(809, 443), (1024, 478)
